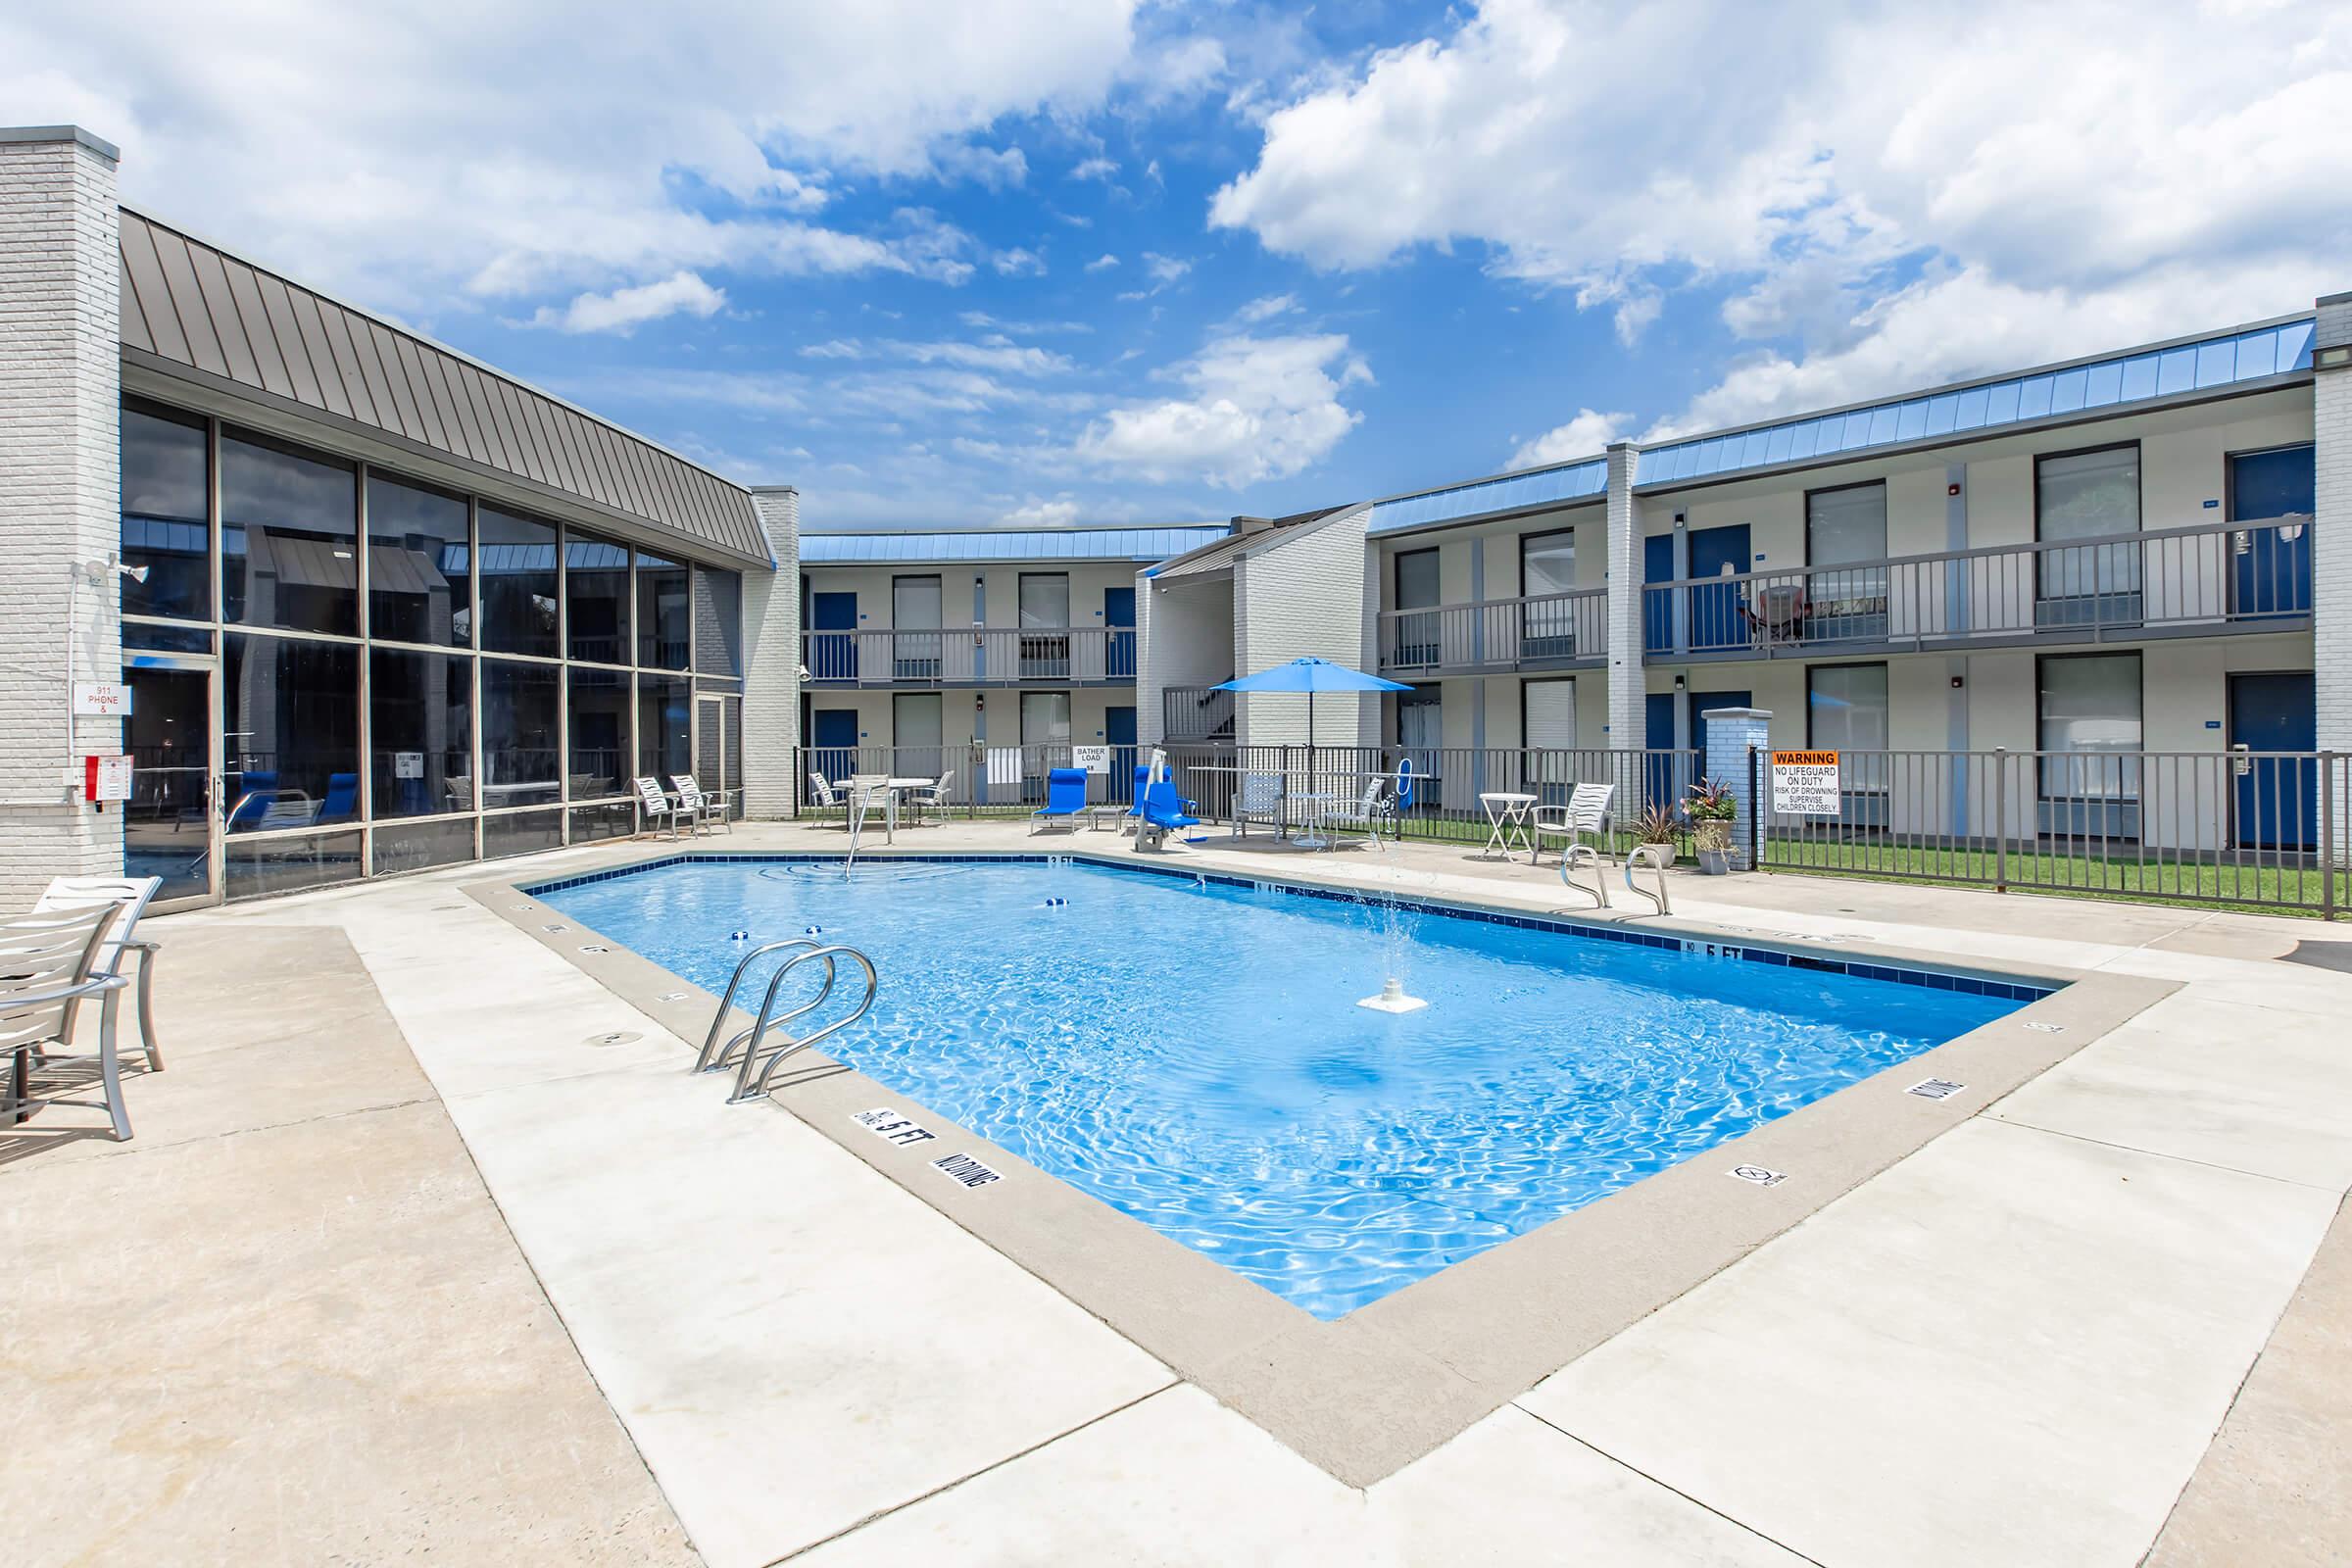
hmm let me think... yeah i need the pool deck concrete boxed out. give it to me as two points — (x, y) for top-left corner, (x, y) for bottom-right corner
(7, 818), (2351, 1565)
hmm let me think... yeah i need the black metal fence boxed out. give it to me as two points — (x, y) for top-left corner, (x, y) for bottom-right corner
(1749, 747), (2347, 915)
(796, 740), (2350, 916)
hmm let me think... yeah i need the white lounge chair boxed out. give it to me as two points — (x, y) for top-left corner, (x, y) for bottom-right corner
(3, 904), (134, 1140)
(671, 772), (730, 835)
(806, 771), (849, 825)
(33, 876), (166, 1075)
(1320, 776), (1393, 849)
(1234, 771), (1284, 838)
(634, 776), (700, 839)
(1533, 782), (1616, 906)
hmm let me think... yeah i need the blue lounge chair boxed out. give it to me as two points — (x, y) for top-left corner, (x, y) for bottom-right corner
(316, 771), (359, 824)
(1135, 780), (1200, 853)
(1030, 767), (1089, 834)
(222, 770), (277, 832)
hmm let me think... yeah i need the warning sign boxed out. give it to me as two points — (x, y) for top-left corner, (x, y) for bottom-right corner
(1770, 750), (1840, 815)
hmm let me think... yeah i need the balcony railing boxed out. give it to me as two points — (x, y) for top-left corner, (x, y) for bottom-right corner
(1376, 587), (1607, 674)
(803, 626), (1137, 685)
(1640, 515), (2312, 660)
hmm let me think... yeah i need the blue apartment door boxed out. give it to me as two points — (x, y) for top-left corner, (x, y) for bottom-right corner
(1642, 535), (1675, 655)
(2229, 672), (2315, 851)
(1104, 705), (1137, 802)
(1687, 524), (1750, 651)
(811, 592), (858, 679)
(1643, 692), (1680, 808)
(1104, 586), (1137, 678)
(810, 709), (859, 794)
(2229, 446), (2315, 616)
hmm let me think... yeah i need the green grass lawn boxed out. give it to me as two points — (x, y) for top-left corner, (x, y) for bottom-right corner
(1758, 837), (2335, 917)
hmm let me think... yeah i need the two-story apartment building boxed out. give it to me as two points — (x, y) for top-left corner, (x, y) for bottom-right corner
(798, 526), (1224, 799)
(1139, 298), (2350, 857)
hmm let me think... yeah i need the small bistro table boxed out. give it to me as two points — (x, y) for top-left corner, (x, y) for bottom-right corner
(1478, 791), (1540, 860)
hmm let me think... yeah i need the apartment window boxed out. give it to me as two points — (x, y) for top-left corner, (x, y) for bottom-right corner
(1520, 530), (1579, 657)
(1523, 678), (1577, 801)
(893, 574), (944, 681)
(1020, 690), (1071, 751)
(565, 530), (630, 663)
(1393, 548), (1441, 666)
(2036, 445), (2140, 617)
(1018, 573), (1071, 679)
(121, 402), (211, 621)
(2038, 653), (2141, 804)
(895, 692), (945, 780)
(368, 475), (471, 648)
(1807, 662), (1889, 815)
(220, 430), (359, 637)
(1804, 481), (1889, 636)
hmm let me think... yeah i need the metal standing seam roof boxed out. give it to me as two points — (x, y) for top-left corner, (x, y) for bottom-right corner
(1357, 313), (2317, 538)
(1638, 316), (2317, 487)
(1368, 458), (1606, 535)
(799, 527), (1228, 564)
(115, 208), (771, 566)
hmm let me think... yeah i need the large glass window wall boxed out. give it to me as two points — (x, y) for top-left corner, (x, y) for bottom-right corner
(119, 399), (746, 898)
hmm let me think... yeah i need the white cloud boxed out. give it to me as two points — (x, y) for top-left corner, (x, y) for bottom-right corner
(1233, 292), (1298, 323)
(1, 2), (1142, 317)
(1086, 252), (1122, 271)
(1075, 333), (1370, 487)
(795, 336), (1076, 374)
(527, 270), (726, 334)
(992, 246), (1048, 276)
(1069, 156), (1120, 181)
(1507, 408), (1627, 469)
(1143, 252), (1192, 284)
(1212, 0), (2352, 430)
(1002, 497), (1083, 526)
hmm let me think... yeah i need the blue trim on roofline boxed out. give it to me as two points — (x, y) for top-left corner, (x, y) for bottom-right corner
(799, 526), (1228, 564)
(1369, 459), (1606, 534)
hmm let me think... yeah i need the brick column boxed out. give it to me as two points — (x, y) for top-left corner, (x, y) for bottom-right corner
(1602, 441), (1643, 755)
(740, 485), (801, 818)
(1701, 707), (1772, 869)
(2314, 292), (2351, 867)
(0, 126), (122, 905)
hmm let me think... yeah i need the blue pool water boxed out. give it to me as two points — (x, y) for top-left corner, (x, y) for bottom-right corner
(539, 858), (2027, 1318)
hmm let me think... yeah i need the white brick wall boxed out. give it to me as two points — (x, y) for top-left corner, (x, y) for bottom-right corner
(2313, 294), (2351, 758)
(0, 129), (122, 906)
(740, 486), (801, 817)
(1232, 505), (1375, 746)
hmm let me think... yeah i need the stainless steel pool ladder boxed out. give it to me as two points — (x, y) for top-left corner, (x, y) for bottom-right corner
(695, 938), (880, 1102)
(1621, 844), (1673, 915)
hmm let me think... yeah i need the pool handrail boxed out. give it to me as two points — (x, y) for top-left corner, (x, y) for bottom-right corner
(696, 938), (835, 1073)
(731, 945), (879, 1102)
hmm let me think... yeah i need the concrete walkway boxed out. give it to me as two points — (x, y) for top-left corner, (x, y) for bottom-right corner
(0, 925), (694, 1566)
(7, 822), (2349, 1565)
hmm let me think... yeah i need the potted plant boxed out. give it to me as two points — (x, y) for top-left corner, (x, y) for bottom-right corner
(1632, 805), (1681, 866)
(1686, 778), (1740, 874)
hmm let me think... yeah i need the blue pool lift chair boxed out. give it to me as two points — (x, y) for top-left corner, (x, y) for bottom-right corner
(1121, 762), (1191, 836)
(1030, 767), (1090, 834)
(1134, 780), (1201, 853)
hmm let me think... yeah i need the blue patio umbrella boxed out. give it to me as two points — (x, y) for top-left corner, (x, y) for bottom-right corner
(1215, 657), (1411, 754)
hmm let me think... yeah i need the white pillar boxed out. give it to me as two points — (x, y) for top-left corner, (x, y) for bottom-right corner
(0, 126), (122, 905)
(1702, 706), (1772, 869)
(740, 485), (801, 818)
(1602, 441), (1643, 758)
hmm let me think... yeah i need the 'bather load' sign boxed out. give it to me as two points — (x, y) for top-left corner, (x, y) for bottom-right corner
(1770, 751), (1839, 814)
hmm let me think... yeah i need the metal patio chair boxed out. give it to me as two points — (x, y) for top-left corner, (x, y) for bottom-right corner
(33, 876), (166, 1074)
(1235, 771), (1285, 838)
(3, 904), (135, 1141)
(634, 776), (701, 839)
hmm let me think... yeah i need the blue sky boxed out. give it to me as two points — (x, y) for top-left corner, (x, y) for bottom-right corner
(11, 1), (2347, 530)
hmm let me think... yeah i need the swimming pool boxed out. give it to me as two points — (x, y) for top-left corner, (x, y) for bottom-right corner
(536, 857), (2032, 1318)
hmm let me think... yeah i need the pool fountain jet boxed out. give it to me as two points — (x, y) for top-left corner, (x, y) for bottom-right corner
(1356, 975), (1428, 1013)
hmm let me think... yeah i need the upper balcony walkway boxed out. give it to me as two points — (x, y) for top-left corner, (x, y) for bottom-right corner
(803, 626), (1137, 687)
(1375, 516), (2313, 676)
